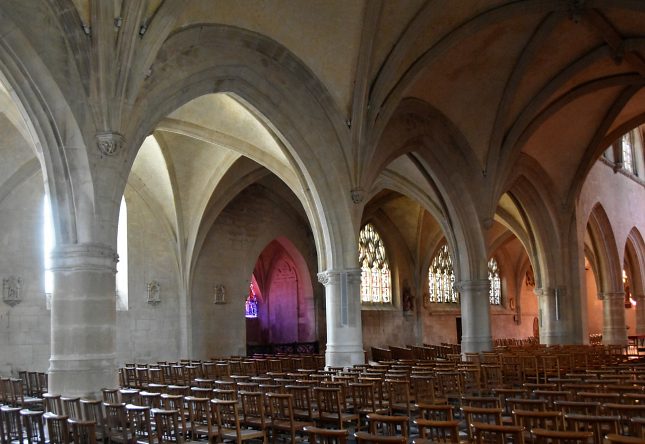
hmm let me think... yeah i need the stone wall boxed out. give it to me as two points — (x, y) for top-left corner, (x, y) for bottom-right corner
(115, 187), (182, 365)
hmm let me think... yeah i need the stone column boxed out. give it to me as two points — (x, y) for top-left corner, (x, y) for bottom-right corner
(318, 269), (365, 367)
(602, 291), (628, 345)
(458, 279), (492, 354)
(49, 243), (118, 398)
(535, 287), (566, 344)
(635, 294), (645, 335)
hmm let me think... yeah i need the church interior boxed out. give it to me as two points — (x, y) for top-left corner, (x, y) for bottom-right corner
(0, 2), (645, 441)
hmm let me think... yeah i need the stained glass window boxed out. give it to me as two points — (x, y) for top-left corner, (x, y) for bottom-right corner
(245, 282), (258, 318)
(622, 133), (634, 173)
(428, 244), (459, 303)
(359, 224), (391, 304)
(488, 257), (501, 305)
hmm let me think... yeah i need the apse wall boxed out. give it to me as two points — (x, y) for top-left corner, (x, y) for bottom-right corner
(115, 187), (181, 364)
(191, 184), (320, 359)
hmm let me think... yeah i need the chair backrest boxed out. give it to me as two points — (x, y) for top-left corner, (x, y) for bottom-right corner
(354, 431), (407, 444)
(530, 427), (592, 444)
(152, 409), (183, 444)
(239, 391), (267, 429)
(414, 419), (460, 443)
(285, 385), (313, 418)
(101, 388), (120, 404)
(61, 396), (82, 420)
(213, 399), (242, 438)
(68, 419), (97, 444)
(471, 422), (525, 444)
(267, 393), (295, 422)
(1, 406), (23, 442)
(103, 402), (128, 443)
(366, 413), (409, 439)
(314, 386), (344, 416)
(461, 406), (503, 440)
(44, 413), (70, 444)
(564, 413), (620, 444)
(126, 405), (154, 444)
(43, 393), (63, 415)
(304, 426), (348, 444)
(416, 402), (454, 421)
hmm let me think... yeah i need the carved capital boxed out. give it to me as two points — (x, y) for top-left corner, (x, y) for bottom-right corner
(96, 132), (124, 156)
(317, 271), (334, 287)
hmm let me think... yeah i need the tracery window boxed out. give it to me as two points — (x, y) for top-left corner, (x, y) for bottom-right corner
(622, 133), (634, 174)
(359, 224), (392, 304)
(427, 244), (459, 303)
(488, 257), (501, 305)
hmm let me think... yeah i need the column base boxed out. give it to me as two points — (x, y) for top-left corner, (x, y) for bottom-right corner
(602, 327), (629, 346)
(325, 343), (365, 368)
(49, 355), (117, 399)
(460, 335), (492, 354)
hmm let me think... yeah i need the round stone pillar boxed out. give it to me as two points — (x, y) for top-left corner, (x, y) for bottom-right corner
(318, 269), (365, 367)
(535, 287), (567, 344)
(635, 294), (645, 335)
(49, 243), (118, 398)
(602, 291), (628, 345)
(458, 279), (492, 354)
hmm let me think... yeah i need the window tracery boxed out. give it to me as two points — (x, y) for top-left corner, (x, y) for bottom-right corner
(622, 133), (634, 174)
(427, 244), (459, 303)
(359, 224), (391, 304)
(488, 257), (501, 305)
(245, 282), (259, 318)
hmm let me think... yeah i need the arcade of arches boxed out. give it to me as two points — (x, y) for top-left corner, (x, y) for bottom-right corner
(0, 1), (644, 398)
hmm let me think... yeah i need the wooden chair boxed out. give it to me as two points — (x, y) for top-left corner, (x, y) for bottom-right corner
(471, 421), (525, 444)
(513, 410), (563, 443)
(366, 413), (409, 439)
(602, 403), (645, 435)
(564, 413), (619, 444)
(314, 387), (360, 431)
(185, 396), (214, 441)
(239, 391), (268, 432)
(385, 379), (415, 418)
(213, 399), (267, 444)
(101, 388), (120, 404)
(103, 403), (132, 444)
(61, 397), (81, 420)
(160, 394), (188, 437)
(410, 375), (445, 405)
(126, 404), (154, 444)
(461, 406), (503, 441)
(44, 413), (70, 444)
(1, 406), (23, 443)
(530, 428), (592, 444)
(304, 425), (348, 444)
(508, 398), (549, 412)
(152, 409), (183, 444)
(20, 409), (46, 444)
(632, 417), (645, 440)
(68, 419), (98, 444)
(43, 393), (63, 415)
(267, 393), (314, 444)
(354, 431), (407, 444)
(80, 399), (106, 442)
(285, 385), (314, 422)
(10, 379), (42, 410)
(413, 419), (459, 443)
(416, 403), (453, 421)
(350, 382), (387, 427)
